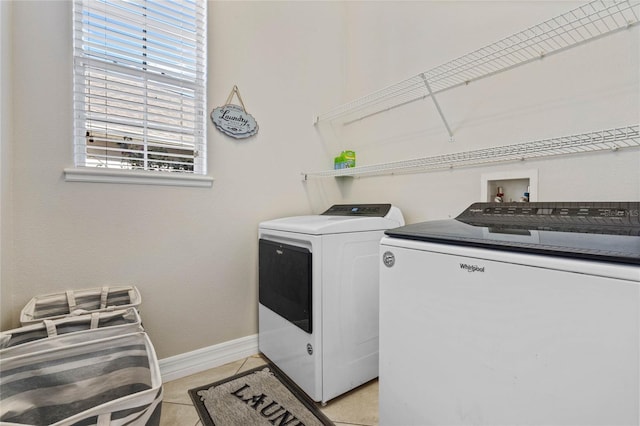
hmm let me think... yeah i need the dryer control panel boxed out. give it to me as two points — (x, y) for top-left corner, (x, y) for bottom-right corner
(322, 204), (391, 217)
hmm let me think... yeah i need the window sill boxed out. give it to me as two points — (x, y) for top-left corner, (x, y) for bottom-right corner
(64, 167), (214, 188)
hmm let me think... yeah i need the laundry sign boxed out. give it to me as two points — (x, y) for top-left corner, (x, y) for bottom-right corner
(211, 85), (259, 139)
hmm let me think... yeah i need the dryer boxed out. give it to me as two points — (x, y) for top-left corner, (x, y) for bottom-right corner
(379, 202), (640, 425)
(258, 204), (404, 404)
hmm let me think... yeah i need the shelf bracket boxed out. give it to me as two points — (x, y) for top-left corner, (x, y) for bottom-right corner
(421, 74), (454, 142)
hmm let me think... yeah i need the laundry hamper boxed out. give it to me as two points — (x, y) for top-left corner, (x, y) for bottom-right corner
(20, 286), (142, 325)
(1, 307), (143, 351)
(0, 332), (162, 426)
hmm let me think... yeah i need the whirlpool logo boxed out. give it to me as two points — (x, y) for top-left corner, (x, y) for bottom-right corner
(460, 263), (485, 273)
(382, 251), (395, 268)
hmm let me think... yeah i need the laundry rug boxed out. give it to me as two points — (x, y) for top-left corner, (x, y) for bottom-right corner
(188, 363), (334, 426)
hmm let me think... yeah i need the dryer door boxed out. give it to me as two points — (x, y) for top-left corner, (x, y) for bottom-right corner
(259, 239), (312, 333)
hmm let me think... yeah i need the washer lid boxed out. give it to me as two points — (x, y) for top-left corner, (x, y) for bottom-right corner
(385, 202), (640, 265)
(259, 204), (405, 234)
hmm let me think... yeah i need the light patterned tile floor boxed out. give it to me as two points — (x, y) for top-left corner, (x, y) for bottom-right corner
(160, 353), (379, 426)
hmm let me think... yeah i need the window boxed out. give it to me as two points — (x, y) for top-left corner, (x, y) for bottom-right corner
(71, 0), (207, 179)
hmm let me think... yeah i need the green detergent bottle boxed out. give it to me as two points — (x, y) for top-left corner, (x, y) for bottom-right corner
(342, 150), (356, 168)
(334, 150), (356, 169)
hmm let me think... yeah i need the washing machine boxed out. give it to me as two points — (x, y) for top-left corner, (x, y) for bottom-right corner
(379, 201), (640, 425)
(258, 204), (404, 404)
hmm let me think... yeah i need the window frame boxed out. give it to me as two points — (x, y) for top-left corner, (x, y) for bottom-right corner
(67, 0), (211, 187)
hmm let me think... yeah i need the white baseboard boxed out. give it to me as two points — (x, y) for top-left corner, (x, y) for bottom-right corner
(159, 334), (259, 383)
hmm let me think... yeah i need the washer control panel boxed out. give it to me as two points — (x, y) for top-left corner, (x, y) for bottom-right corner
(457, 201), (640, 232)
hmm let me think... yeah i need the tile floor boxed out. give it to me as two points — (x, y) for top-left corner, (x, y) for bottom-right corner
(160, 353), (379, 426)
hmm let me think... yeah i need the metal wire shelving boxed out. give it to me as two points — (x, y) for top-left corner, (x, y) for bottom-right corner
(314, 0), (639, 125)
(302, 125), (640, 179)
(305, 1), (639, 180)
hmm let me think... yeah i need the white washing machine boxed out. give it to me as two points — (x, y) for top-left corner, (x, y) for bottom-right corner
(258, 204), (404, 404)
(379, 202), (640, 425)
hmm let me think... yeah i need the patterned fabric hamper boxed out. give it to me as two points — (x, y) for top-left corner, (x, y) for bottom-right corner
(1, 308), (143, 351)
(0, 332), (162, 426)
(20, 286), (142, 325)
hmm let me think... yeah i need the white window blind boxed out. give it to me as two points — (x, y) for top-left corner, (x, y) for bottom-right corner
(73, 0), (206, 174)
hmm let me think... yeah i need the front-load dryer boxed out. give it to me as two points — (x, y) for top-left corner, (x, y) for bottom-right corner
(258, 204), (404, 404)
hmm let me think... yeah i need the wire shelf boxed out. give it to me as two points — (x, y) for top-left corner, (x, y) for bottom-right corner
(315, 0), (639, 124)
(303, 125), (640, 179)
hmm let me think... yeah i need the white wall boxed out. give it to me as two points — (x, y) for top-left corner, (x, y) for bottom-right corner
(3, 1), (345, 358)
(310, 1), (639, 224)
(2, 1), (638, 360)
(1, 0), (15, 329)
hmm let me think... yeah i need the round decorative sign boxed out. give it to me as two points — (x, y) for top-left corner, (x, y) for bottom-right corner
(211, 104), (259, 139)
